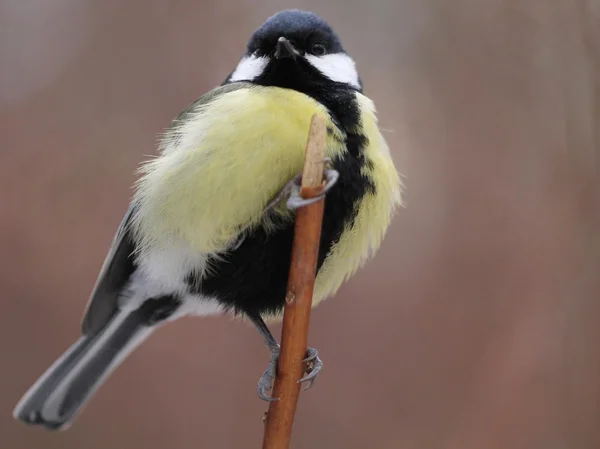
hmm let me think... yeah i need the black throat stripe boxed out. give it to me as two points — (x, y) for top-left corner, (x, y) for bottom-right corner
(195, 62), (375, 317)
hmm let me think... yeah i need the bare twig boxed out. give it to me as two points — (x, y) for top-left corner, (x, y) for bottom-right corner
(261, 114), (327, 449)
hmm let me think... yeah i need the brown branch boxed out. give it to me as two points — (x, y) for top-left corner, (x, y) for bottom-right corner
(261, 114), (327, 449)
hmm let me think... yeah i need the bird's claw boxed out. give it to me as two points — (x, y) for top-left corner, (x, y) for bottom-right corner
(286, 169), (339, 210)
(257, 345), (280, 402)
(299, 347), (323, 391)
(257, 346), (324, 401)
(264, 159), (338, 214)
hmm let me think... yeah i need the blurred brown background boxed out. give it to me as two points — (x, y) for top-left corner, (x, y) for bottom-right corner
(1, 0), (599, 448)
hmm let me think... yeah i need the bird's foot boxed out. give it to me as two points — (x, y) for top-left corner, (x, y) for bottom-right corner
(286, 168), (339, 210)
(264, 159), (338, 213)
(257, 346), (324, 401)
(298, 347), (324, 391)
(257, 345), (280, 402)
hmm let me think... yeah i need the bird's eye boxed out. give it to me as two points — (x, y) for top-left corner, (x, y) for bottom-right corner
(311, 43), (327, 56)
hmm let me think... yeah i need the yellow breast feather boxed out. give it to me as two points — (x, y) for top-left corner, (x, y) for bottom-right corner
(132, 85), (346, 255)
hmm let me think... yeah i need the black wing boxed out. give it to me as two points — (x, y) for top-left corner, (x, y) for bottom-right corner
(80, 204), (137, 335)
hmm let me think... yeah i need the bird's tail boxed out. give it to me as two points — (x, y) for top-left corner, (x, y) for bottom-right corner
(13, 306), (157, 430)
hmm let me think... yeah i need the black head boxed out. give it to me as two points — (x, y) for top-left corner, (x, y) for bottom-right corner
(226, 10), (362, 93)
(247, 9), (344, 57)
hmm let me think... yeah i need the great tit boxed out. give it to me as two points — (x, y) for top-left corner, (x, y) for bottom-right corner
(13, 9), (402, 430)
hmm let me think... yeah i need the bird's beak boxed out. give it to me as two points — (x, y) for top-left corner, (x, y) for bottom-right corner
(275, 37), (299, 60)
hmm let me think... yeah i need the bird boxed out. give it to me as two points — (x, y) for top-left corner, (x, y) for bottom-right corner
(13, 9), (402, 431)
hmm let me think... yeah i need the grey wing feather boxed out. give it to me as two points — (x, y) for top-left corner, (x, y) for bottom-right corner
(80, 204), (137, 335)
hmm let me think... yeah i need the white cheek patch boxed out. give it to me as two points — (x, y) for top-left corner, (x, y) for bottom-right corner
(305, 53), (361, 89)
(229, 54), (268, 82)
